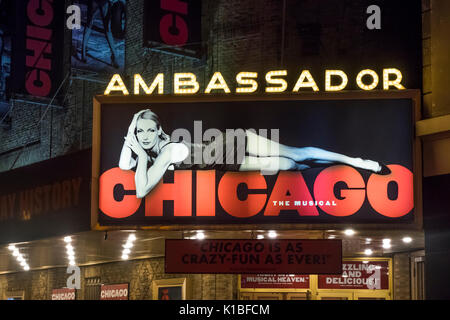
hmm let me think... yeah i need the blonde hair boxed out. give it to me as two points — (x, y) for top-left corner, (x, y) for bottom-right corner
(136, 109), (170, 142)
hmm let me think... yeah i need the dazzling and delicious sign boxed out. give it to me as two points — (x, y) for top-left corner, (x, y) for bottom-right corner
(165, 239), (342, 274)
(241, 274), (310, 289)
(318, 260), (390, 290)
(93, 93), (417, 228)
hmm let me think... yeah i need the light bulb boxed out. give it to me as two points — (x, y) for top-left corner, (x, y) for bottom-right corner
(268, 231), (277, 238)
(344, 229), (355, 236)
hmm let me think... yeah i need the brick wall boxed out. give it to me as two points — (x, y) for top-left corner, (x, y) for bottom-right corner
(393, 253), (411, 300)
(422, 0), (432, 118)
(0, 257), (237, 300)
(0, 0), (288, 172)
(0, 0), (428, 171)
(1, 254), (411, 300)
(422, 0), (450, 118)
(125, 0), (284, 92)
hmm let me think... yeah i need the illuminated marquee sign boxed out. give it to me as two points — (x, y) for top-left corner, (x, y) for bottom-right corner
(104, 68), (405, 95)
(92, 92), (419, 229)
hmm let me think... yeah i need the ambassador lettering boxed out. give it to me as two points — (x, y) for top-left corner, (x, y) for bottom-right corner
(104, 68), (406, 95)
(99, 165), (413, 220)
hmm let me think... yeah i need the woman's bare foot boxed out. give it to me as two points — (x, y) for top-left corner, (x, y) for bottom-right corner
(353, 158), (382, 173)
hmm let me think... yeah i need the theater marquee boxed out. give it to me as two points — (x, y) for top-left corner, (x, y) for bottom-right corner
(104, 69), (406, 95)
(91, 91), (421, 230)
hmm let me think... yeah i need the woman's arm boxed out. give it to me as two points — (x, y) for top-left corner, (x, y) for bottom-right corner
(118, 109), (148, 170)
(119, 140), (137, 170)
(135, 143), (178, 198)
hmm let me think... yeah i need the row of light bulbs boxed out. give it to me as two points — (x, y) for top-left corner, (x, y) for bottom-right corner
(64, 236), (76, 266)
(185, 230), (279, 240)
(190, 229), (413, 247)
(328, 229), (413, 255)
(7, 245), (30, 271)
(108, 69), (404, 95)
(6, 228), (414, 270)
(121, 234), (136, 260)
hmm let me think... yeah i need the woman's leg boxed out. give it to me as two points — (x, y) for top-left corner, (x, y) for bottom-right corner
(81, 1), (99, 61)
(99, 1), (119, 68)
(239, 156), (310, 172)
(245, 130), (381, 172)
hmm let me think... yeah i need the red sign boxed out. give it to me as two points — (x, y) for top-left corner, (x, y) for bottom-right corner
(143, 0), (202, 58)
(51, 288), (76, 300)
(100, 284), (129, 300)
(318, 260), (389, 290)
(100, 167), (413, 220)
(12, 0), (65, 98)
(94, 97), (416, 228)
(241, 274), (310, 289)
(165, 239), (342, 274)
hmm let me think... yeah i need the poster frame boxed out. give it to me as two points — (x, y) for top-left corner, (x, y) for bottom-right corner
(152, 278), (187, 300)
(91, 90), (422, 231)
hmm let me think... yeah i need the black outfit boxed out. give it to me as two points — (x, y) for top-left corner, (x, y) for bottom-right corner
(160, 131), (247, 172)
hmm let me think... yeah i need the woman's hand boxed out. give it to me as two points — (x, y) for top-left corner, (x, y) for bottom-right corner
(125, 134), (147, 159)
(127, 109), (149, 135)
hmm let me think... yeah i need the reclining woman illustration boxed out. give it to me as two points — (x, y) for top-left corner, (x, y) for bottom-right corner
(119, 109), (389, 199)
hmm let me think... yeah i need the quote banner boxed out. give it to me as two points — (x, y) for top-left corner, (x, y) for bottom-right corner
(165, 239), (342, 274)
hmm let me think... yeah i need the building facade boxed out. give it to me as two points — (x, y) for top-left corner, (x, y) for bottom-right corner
(0, 0), (449, 300)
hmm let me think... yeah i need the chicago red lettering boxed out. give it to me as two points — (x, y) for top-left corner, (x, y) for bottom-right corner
(145, 171), (192, 217)
(196, 171), (215, 216)
(99, 168), (141, 219)
(218, 172), (267, 218)
(160, 0), (189, 46)
(25, 0), (54, 97)
(98, 164), (413, 220)
(265, 172), (319, 216)
(366, 164), (414, 218)
(314, 166), (366, 216)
